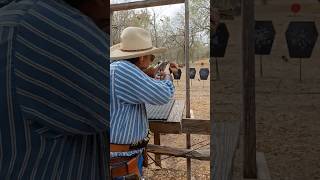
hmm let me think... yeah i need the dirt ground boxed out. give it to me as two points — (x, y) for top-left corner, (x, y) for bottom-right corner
(143, 1), (320, 179)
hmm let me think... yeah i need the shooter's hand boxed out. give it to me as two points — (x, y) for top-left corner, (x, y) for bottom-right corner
(168, 63), (178, 74)
(161, 64), (173, 81)
(143, 67), (158, 78)
(163, 63), (171, 75)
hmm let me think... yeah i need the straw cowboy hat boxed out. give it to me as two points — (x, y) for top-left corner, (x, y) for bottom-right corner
(111, 27), (166, 60)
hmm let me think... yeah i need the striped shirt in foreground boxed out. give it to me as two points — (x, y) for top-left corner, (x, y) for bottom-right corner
(0, 0), (109, 179)
(110, 60), (174, 157)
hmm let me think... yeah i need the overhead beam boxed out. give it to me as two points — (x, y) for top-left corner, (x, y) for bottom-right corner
(111, 0), (185, 12)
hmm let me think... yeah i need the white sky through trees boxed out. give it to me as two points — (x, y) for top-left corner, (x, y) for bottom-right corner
(111, 0), (210, 50)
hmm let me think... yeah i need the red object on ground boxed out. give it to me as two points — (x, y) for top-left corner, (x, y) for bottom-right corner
(291, 3), (301, 14)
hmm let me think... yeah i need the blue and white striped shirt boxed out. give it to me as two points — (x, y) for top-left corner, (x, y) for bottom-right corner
(110, 60), (174, 156)
(0, 0), (109, 179)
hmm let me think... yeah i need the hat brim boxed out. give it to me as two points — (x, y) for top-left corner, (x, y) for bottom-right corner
(110, 44), (167, 61)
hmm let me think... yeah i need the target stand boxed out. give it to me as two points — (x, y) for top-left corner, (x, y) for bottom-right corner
(199, 68), (209, 87)
(255, 20), (276, 77)
(286, 21), (318, 81)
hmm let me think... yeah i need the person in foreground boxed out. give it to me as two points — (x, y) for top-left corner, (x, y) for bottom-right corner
(110, 27), (175, 179)
(0, 0), (109, 179)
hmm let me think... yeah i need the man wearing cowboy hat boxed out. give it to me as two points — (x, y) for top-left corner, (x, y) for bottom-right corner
(110, 27), (175, 179)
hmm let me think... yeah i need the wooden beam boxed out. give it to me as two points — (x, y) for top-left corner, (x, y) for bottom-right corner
(242, 0), (257, 178)
(182, 118), (210, 135)
(147, 144), (210, 161)
(149, 121), (181, 134)
(111, 0), (185, 12)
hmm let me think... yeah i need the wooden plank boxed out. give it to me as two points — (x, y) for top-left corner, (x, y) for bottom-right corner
(167, 100), (185, 123)
(149, 100), (184, 134)
(242, 0), (257, 178)
(154, 132), (161, 167)
(146, 100), (175, 120)
(182, 118), (211, 135)
(111, 0), (185, 12)
(149, 121), (181, 134)
(212, 122), (240, 180)
(147, 144), (210, 161)
(257, 152), (271, 180)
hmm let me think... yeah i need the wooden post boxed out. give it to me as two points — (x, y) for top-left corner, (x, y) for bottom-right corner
(260, 55), (263, 77)
(185, 0), (190, 119)
(186, 134), (191, 180)
(210, 1), (216, 179)
(110, 11), (113, 46)
(242, 0), (257, 178)
(185, 0), (191, 179)
(154, 132), (161, 167)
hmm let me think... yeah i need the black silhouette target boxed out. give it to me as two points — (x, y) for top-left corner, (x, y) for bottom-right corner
(211, 23), (228, 80)
(173, 69), (182, 80)
(189, 68), (196, 79)
(286, 21), (318, 58)
(199, 68), (209, 80)
(255, 21), (275, 55)
(212, 23), (229, 57)
(199, 68), (209, 87)
(254, 21), (276, 77)
(285, 21), (318, 81)
(189, 68), (196, 86)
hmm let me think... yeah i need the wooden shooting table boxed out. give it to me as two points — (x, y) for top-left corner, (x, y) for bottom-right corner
(147, 99), (185, 166)
(148, 99), (185, 134)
